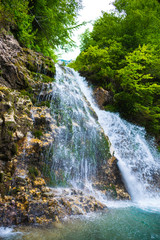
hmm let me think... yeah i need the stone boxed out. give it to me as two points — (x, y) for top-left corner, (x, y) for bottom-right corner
(93, 87), (113, 109)
(13, 130), (24, 140)
(93, 156), (131, 200)
(4, 110), (16, 125)
(33, 178), (46, 187)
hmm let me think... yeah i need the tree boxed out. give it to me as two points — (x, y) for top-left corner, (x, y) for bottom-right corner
(91, 12), (122, 49)
(0, 0), (82, 56)
(113, 0), (160, 49)
(115, 45), (160, 135)
(29, 0), (82, 55)
(79, 28), (92, 52)
(70, 45), (116, 87)
(0, 0), (35, 47)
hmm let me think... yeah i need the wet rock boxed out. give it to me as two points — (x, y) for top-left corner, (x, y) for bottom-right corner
(33, 178), (46, 187)
(94, 156), (130, 200)
(15, 176), (27, 186)
(93, 87), (113, 109)
(0, 32), (55, 90)
(71, 205), (83, 215)
(0, 86), (33, 162)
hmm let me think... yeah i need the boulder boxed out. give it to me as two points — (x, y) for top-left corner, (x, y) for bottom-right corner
(93, 87), (113, 109)
(93, 156), (130, 200)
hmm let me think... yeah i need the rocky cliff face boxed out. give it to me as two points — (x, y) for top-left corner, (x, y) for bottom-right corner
(0, 31), (130, 227)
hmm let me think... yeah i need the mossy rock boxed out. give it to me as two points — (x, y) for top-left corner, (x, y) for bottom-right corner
(36, 101), (50, 108)
(41, 58), (56, 77)
(32, 129), (43, 139)
(28, 166), (40, 180)
(32, 72), (55, 83)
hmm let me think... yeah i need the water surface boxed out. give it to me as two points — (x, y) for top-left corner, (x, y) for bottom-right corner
(1, 206), (160, 240)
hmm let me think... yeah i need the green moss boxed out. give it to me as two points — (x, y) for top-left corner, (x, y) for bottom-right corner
(28, 166), (39, 180)
(32, 72), (55, 83)
(20, 86), (37, 104)
(104, 104), (117, 112)
(20, 89), (33, 99)
(32, 129), (43, 138)
(97, 183), (117, 198)
(49, 170), (68, 187)
(37, 101), (50, 108)
(100, 132), (111, 158)
(7, 129), (13, 137)
(0, 87), (12, 98)
(107, 184), (117, 198)
(5, 121), (16, 132)
(43, 58), (56, 76)
(26, 54), (38, 72)
(42, 163), (53, 184)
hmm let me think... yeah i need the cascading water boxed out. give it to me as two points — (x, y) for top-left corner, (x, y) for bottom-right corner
(98, 113), (160, 201)
(42, 64), (160, 208)
(72, 68), (160, 208)
(45, 64), (110, 187)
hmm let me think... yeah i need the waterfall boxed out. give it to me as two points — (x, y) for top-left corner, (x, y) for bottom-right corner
(45, 64), (110, 187)
(97, 113), (160, 200)
(73, 68), (160, 205)
(45, 64), (160, 206)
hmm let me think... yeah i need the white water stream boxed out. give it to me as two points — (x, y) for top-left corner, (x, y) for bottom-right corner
(71, 67), (160, 211)
(46, 64), (110, 187)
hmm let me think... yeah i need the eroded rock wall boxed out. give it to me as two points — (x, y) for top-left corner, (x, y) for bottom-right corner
(0, 31), (58, 225)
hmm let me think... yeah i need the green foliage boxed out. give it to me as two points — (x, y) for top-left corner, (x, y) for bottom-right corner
(0, 0), (82, 56)
(71, 45), (115, 87)
(28, 0), (82, 55)
(1, 0), (35, 47)
(114, 45), (160, 135)
(117, 45), (154, 92)
(104, 104), (118, 113)
(91, 12), (123, 49)
(80, 28), (93, 52)
(113, 0), (160, 49)
(71, 0), (160, 139)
